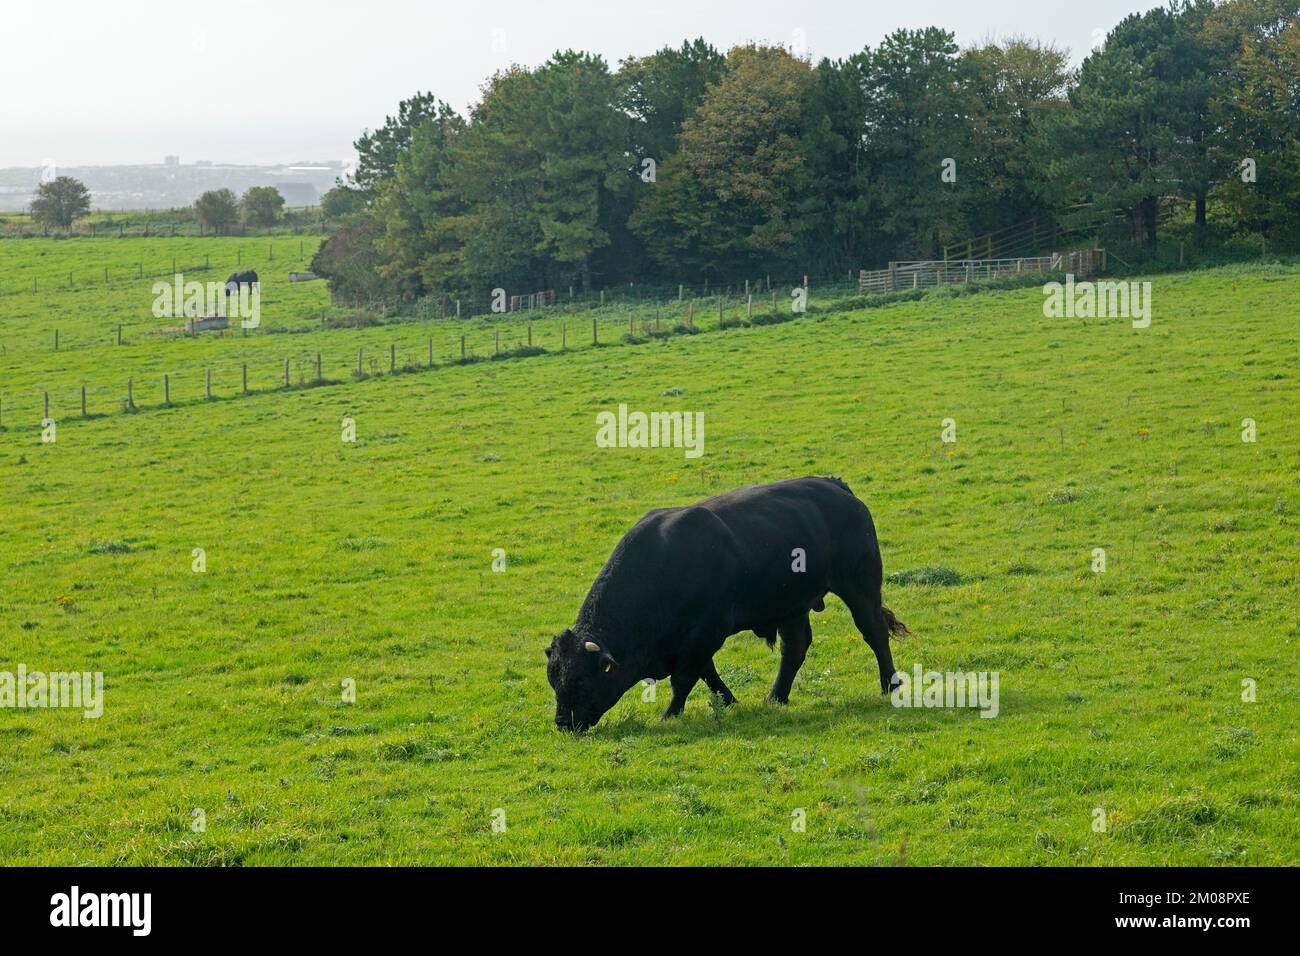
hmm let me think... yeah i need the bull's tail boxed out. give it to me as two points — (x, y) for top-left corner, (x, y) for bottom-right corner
(881, 605), (910, 639)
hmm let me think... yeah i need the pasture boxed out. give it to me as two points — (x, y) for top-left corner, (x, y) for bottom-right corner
(0, 237), (1296, 864)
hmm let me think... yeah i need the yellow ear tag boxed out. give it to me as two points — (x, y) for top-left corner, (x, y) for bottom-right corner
(603, 663), (612, 673)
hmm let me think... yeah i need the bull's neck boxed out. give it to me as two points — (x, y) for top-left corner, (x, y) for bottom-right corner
(572, 611), (622, 650)
(573, 603), (647, 664)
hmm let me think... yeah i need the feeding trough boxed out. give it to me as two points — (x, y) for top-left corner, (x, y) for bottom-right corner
(186, 315), (229, 333)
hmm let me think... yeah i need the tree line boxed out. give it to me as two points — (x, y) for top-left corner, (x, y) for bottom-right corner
(28, 4), (1297, 294)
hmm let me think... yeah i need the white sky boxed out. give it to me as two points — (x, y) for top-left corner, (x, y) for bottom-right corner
(1, 0), (1162, 168)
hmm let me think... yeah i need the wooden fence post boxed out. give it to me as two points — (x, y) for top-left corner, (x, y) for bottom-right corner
(460, 335), (466, 360)
(358, 349), (363, 376)
(284, 358), (290, 386)
(390, 344), (396, 373)
(242, 365), (248, 394)
(561, 324), (566, 350)
(164, 375), (170, 404)
(44, 392), (49, 420)
(54, 330), (58, 351)
(428, 339), (433, 367)
(81, 386), (86, 417)
(592, 317), (598, 344)
(206, 368), (212, 399)
(128, 379), (134, 409)
(316, 353), (322, 381)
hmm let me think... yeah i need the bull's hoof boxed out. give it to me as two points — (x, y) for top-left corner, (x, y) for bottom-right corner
(766, 693), (789, 705)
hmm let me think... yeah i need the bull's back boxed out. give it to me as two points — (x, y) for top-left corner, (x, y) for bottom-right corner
(583, 478), (879, 635)
(696, 477), (878, 624)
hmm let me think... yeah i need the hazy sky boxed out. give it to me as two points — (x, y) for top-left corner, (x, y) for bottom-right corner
(1, 0), (1163, 168)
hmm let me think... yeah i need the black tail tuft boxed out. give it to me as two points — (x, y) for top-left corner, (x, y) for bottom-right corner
(882, 606), (911, 639)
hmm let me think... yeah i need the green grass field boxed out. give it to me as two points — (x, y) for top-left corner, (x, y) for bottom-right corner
(0, 237), (1296, 865)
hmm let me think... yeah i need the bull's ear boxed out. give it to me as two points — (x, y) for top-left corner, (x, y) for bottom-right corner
(599, 651), (618, 674)
(544, 646), (552, 658)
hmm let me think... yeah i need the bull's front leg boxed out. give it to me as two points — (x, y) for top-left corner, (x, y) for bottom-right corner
(662, 666), (703, 720)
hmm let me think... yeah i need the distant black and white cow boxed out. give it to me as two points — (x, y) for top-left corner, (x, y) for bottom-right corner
(546, 476), (909, 731)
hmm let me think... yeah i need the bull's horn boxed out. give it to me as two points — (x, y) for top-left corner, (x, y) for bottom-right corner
(583, 641), (601, 652)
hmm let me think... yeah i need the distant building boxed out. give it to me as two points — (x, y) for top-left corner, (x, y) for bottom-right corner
(164, 155), (180, 166)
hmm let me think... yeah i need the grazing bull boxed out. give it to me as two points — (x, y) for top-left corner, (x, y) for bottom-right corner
(224, 270), (259, 297)
(546, 476), (909, 731)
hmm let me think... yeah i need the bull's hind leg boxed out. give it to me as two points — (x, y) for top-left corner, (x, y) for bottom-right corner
(701, 659), (737, 706)
(837, 584), (901, 694)
(767, 613), (812, 705)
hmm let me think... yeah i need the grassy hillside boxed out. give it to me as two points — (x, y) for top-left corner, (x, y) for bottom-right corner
(0, 241), (1296, 864)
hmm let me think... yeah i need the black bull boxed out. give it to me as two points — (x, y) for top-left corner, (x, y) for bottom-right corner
(224, 270), (258, 295)
(546, 476), (909, 731)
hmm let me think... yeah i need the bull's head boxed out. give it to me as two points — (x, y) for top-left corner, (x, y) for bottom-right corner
(545, 629), (625, 732)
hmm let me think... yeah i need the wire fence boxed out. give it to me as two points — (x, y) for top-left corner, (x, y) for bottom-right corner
(858, 251), (1103, 293)
(0, 265), (860, 363)
(0, 208), (326, 239)
(341, 272), (866, 325)
(0, 280), (866, 431)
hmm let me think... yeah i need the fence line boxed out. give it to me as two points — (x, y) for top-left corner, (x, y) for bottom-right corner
(859, 250), (1103, 294)
(0, 271), (860, 361)
(2, 291), (840, 428)
(0, 208), (326, 240)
